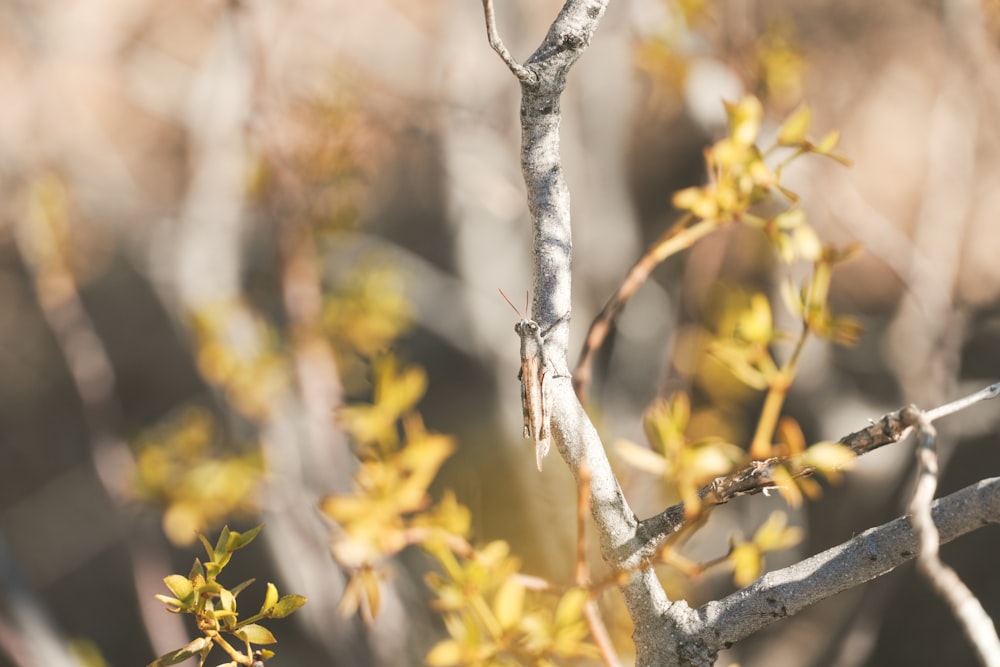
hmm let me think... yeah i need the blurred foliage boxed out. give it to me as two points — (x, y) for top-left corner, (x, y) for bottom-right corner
(754, 17), (806, 109)
(616, 392), (744, 518)
(149, 526), (306, 667)
(727, 511), (803, 587)
(608, 94), (859, 590)
(328, 356), (602, 662)
(132, 406), (263, 546)
(635, 2), (806, 111)
(425, 546), (596, 667)
(324, 262), (411, 357)
(189, 300), (291, 422)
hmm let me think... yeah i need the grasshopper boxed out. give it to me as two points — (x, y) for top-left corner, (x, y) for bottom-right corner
(500, 289), (552, 470)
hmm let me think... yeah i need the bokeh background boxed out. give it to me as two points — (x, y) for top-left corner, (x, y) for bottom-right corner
(1, 0), (1000, 665)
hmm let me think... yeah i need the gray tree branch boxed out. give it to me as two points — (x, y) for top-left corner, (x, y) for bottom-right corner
(483, 2), (1000, 665)
(483, 1), (686, 663)
(697, 476), (1000, 655)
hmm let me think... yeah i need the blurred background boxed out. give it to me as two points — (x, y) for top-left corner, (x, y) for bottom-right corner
(1, 0), (1000, 665)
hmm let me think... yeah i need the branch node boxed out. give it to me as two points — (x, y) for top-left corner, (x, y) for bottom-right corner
(481, 0), (538, 85)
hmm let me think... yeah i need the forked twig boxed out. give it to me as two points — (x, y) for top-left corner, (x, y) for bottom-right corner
(481, 0), (536, 84)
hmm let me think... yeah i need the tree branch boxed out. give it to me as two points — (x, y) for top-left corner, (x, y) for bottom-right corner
(484, 2), (686, 664)
(697, 476), (1000, 653)
(637, 383), (1000, 556)
(480, 0), (536, 84)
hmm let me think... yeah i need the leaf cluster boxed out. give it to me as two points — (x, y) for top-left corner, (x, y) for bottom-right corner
(149, 526), (306, 667)
(328, 355), (604, 663)
(426, 543), (596, 667)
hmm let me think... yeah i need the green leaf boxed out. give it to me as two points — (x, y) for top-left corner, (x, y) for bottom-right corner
(153, 594), (182, 610)
(220, 588), (236, 613)
(197, 532), (215, 562)
(213, 525), (232, 563)
(230, 577), (256, 599)
(145, 637), (211, 667)
(163, 575), (193, 603)
(188, 559), (205, 581)
(227, 525), (263, 552)
(235, 623), (277, 645)
(269, 594), (307, 619)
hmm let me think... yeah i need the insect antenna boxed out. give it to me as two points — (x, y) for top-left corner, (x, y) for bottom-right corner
(498, 288), (523, 317)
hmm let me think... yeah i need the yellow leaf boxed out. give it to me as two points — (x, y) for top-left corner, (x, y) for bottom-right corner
(738, 294), (773, 345)
(361, 567), (382, 619)
(776, 417), (806, 457)
(709, 341), (771, 391)
(261, 582), (279, 613)
(375, 357), (427, 415)
(320, 494), (370, 523)
(615, 439), (670, 476)
(799, 441), (855, 481)
(236, 623), (276, 645)
(796, 474), (823, 500)
(777, 104), (811, 146)
(554, 588), (589, 628)
(727, 96), (763, 146)
(769, 465), (802, 508)
(730, 542), (763, 587)
(426, 640), (463, 666)
(493, 577), (525, 630)
(815, 129), (840, 154)
(684, 440), (743, 483)
(752, 511), (803, 552)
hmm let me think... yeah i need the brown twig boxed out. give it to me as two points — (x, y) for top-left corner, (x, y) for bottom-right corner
(573, 215), (715, 403)
(480, 0), (536, 84)
(904, 407), (1000, 667)
(637, 383), (1000, 555)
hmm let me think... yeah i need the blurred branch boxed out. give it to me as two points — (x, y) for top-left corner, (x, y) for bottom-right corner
(904, 407), (1000, 666)
(12, 177), (188, 658)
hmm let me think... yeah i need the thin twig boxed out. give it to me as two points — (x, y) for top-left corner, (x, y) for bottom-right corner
(637, 383), (1000, 557)
(904, 407), (1000, 667)
(926, 382), (1000, 421)
(481, 0), (537, 84)
(573, 215), (714, 403)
